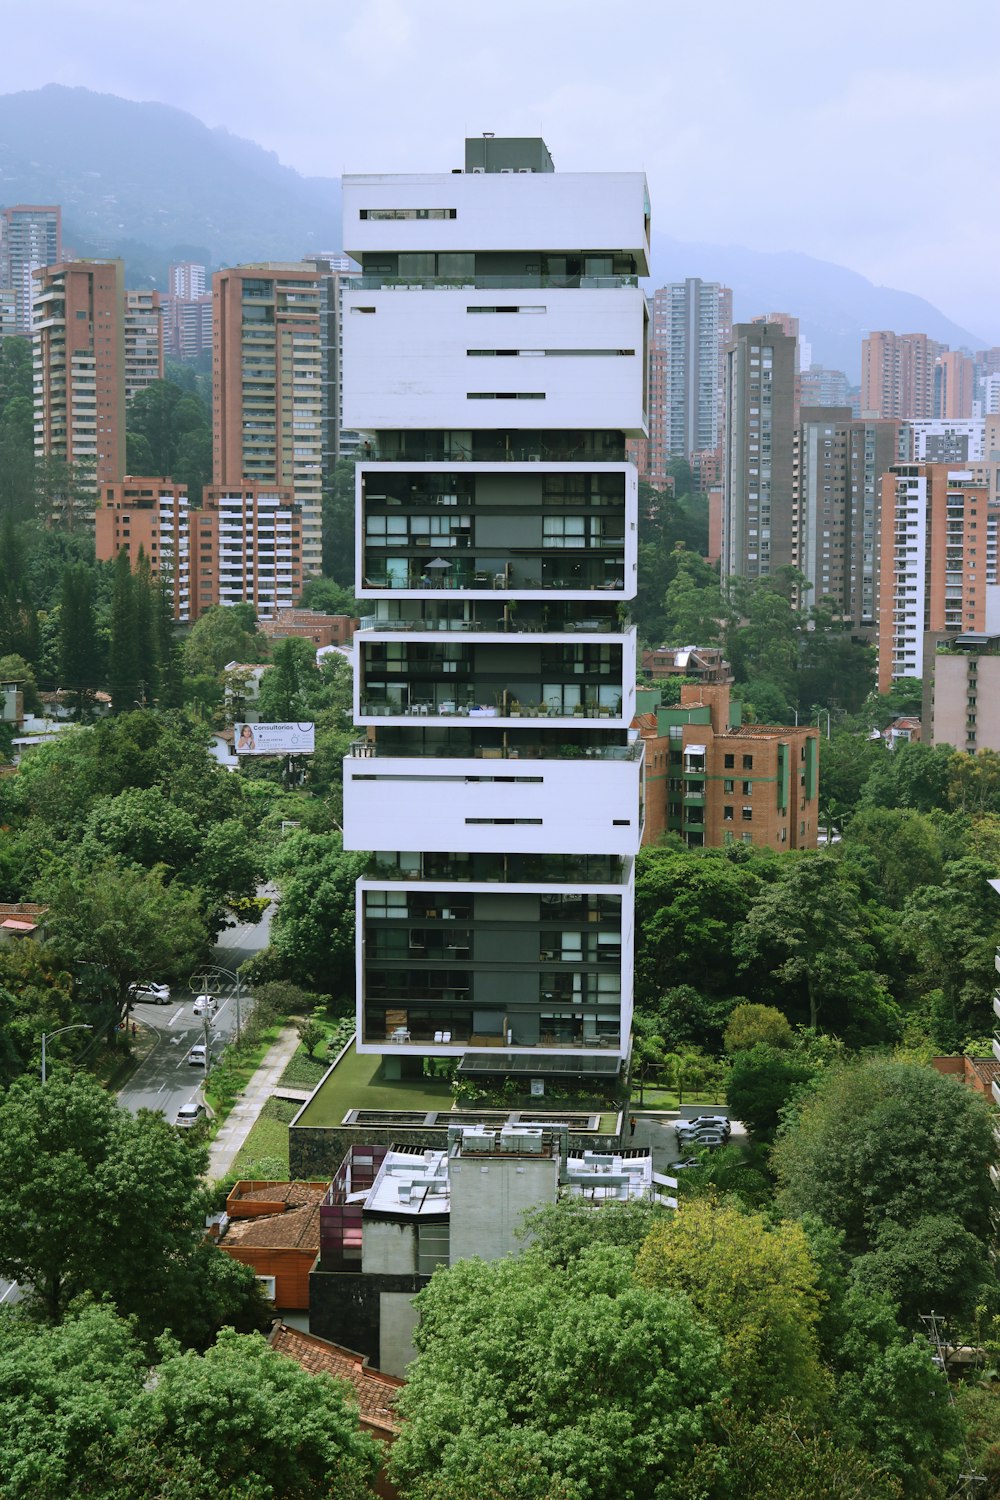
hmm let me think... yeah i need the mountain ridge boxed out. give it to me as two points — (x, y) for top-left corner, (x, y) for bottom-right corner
(0, 85), (985, 378)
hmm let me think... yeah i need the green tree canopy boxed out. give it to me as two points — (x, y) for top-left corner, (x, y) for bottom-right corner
(723, 1002), (794, 1053)
(35, 857), (208, 1023)
(0, 1073), (266, 1344)
(732, 856), (899, 1044)
(390, 1244), (726, 1500)
(0, 1304), (380, 1499)
(636, 1197), (830, 1417)
(773, 1058), (996, 1323)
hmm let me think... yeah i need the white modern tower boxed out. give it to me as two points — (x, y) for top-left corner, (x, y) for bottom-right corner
(341, 137), (649, 1091)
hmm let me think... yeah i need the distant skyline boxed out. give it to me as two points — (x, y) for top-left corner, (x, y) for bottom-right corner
(2, 0), (1000, 340)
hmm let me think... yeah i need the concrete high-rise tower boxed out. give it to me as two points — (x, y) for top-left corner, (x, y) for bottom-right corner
(647, 279), (732, 488)
(341, 136), (648, 1088)
(32, 259), (126, 514)
(721, 321), (797, 580)
(212, 264), (323, 577)
(1, 205), (61, 334)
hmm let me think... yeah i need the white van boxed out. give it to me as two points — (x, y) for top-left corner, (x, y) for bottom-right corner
(188, 1043), (208, 1067)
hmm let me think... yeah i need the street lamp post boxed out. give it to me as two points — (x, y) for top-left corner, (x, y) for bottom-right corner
(41, 1024), (93, 1084)
(190, 964), (243, 1044)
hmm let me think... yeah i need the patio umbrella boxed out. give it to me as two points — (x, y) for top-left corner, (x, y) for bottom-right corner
(425, 557), (452, 570)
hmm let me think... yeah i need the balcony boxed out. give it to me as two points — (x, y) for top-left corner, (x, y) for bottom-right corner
(349, 738), (641, 761)
(362, 1023), (622, 1051)
(347, 273), (639, 291)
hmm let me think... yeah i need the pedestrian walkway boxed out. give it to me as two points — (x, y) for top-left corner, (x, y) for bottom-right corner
(207, 1024), (303, 1180)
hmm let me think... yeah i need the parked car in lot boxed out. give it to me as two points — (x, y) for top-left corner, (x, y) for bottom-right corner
(671, 1158), (703, 1171)
(129, 981), (171, 1005)
(187, 1043), (208, 1067)
(675, 1115), (731, 1141)
(193, 994), (218, 1017)
(175, 1101), (207, 1128)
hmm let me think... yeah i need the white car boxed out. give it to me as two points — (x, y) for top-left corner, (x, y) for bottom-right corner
(188, 1043), (208, 1066)
(175, 1101), (208, 1128)
(675, 1115), (731, 1140)
(130, 982), (171, 1005)
(193, 994), (218, 1017)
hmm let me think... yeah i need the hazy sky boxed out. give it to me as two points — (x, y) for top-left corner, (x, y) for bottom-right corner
(2, 0), (998, 335)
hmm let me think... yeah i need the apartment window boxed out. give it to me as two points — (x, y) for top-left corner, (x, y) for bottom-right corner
(724, 753), (735, 769)
(360, 207), (457, 220)
(723, 806), (734, 821)
(723, 779), (734, 793)
(742, 806), (753, 821)
(742, 780), (752, 796)
(467, 392), (545, 400)
(742, 754), (754, 770)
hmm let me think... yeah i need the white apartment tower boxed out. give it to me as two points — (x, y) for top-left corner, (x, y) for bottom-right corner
(341, 136), (649, 1089)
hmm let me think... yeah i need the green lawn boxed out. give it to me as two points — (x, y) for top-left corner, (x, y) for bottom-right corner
(294, 1042), (455, 1127)
(232, 1097), (297, 1175)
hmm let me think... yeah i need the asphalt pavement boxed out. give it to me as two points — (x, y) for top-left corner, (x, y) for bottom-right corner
(117, 884), (278, 1126)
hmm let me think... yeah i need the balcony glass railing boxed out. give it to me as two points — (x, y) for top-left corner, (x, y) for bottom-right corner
(350, 738), (640, 761)
(347, 274), (639, 291)
(362, 558), (626, 592)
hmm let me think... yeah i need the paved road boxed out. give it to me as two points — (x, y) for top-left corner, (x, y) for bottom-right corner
(116, 987), (242, 1123)
(0, 1277), (22, 1307)
(117, 884), (278, 1125)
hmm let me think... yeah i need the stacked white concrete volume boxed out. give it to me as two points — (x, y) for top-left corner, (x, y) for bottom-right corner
(341, 137), (648, 1090)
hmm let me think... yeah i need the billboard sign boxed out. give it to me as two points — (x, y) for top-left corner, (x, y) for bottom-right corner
(234, 722), (315, 756)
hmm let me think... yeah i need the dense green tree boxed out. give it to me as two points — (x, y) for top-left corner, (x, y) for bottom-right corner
(0, 650), (41, 712)
(898, 854), (1000, 1045)
(662, 552), (722, 645)
(299, 576), (361, 615)
(267, 832), (368, 992)
(860, 739), (954, 814)
(107, 547), (139, 712)
(182, 602), (265, 678)
(724, 577), (800, 696)
(390, 1244), (726, 1500)
(518, 1196), (665, 1268)
(0, 518), (40, 666)
(773, 1058), (996, 1322)
(0, 1074), (266, 1343)
(830, 1283), (963, 1496)
(0, 1305), (379, 1499)
(35, 857), (208, 1024)
(58, 561), (100, 714)
(635, 848), (764, 1009)
(683, 1403), (905, 1500)
(727, 1043), (818, 1145)
(0, 1301), (149, 1498)
(256, 636), (321, 720)
(839, 806), (945, 908)
(636, 1198), (830, 1417)
(816, 731), (884, 819)
(723, 1002), (794, 1052)
(732, 856), (899, 1043)
(0, 940), (77, 1084)
(321, 457), (358, 585)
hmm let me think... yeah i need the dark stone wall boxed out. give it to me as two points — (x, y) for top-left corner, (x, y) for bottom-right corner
(309, 1267), (430, 1364)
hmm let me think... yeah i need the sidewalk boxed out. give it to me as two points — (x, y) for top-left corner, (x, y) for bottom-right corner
(207, 1024), (303, 1180)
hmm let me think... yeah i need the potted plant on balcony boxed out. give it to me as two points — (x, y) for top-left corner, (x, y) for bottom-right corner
(509, 698), (521, 717)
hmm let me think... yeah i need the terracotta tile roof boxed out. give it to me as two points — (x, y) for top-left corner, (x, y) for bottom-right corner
(723, 724), (811, 738)
(222, 1202), (321, 1250)
(0, 903), (48, 922)
(268, 1323), (403, 1434)
(237, 1182), (326, 1207)
(631, 712), (659, 733)
(967, 1057), (1000, 1087)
